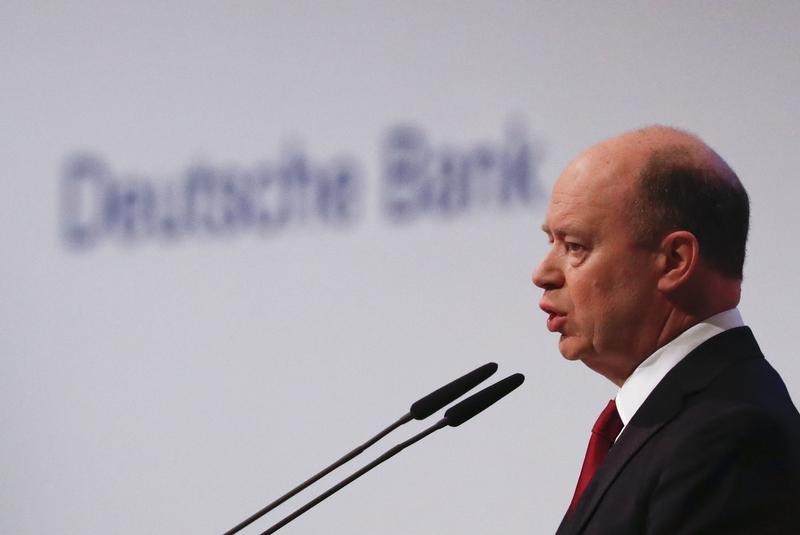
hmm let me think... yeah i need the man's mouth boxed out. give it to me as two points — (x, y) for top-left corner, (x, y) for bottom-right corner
(539, 300), (567, 333)
(546, 313), (567, 333)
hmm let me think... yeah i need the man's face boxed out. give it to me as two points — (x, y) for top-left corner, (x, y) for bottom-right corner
(532, 147), (662, 380)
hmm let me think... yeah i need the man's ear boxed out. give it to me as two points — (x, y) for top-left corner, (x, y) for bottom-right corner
(656, 230), (700, 292)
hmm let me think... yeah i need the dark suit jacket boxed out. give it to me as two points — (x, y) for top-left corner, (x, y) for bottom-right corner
(556, 327), (800, 535)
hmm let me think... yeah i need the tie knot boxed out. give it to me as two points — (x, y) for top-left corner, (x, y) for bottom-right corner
(592, 399), (624, 441)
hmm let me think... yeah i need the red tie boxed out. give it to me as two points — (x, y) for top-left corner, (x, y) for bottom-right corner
(567, 399), (624, 513)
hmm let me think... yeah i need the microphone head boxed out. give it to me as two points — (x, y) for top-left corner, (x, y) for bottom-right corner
(443, 373), (525, 427)
(409, 362), (498, 420)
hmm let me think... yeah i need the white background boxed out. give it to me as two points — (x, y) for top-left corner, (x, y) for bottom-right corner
(2, 2), (799, 534)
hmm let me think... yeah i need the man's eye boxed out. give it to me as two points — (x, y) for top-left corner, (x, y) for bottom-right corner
(565, 242), (585, 253)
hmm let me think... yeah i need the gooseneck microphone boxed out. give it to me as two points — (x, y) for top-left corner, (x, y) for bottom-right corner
(408, 362), (499, 419)
(259, 373), (525, 535)
(223, 362), (498, 535)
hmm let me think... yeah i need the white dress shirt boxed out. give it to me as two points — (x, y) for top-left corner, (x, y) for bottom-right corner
(615, 308), (745, 428)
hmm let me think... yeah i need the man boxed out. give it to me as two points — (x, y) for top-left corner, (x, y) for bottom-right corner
(533, 126), (800, 534)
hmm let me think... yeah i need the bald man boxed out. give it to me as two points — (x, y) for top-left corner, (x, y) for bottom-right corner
(534, 127), (800, 534)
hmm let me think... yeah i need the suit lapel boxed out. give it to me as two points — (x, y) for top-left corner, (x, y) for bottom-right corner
(556, 389), (683, 535)
(555, 327), (762, 535)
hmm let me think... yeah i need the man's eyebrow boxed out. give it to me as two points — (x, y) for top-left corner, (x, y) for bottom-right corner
(541, 223), (586, 238)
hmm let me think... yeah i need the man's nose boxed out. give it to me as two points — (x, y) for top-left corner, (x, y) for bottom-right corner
(532, 249), (564, 290)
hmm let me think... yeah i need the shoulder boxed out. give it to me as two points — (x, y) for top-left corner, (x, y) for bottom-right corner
(655, 347), (800, 466)
(640, 355), (800, 532)
(633, 388), (800, 533)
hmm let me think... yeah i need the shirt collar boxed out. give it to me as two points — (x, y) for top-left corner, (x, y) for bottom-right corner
(615, 308), (744, 427)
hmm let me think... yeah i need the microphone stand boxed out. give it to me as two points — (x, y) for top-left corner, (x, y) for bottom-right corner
(259, 418), (449, 535)
(257, 373), (525, 534)
(222, 363), (502, 535)
(223, 413), (413, 535)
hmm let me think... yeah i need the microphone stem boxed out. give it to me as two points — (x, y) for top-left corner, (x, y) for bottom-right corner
(223, 412), (414, 535)
(260, 417), (449, 535)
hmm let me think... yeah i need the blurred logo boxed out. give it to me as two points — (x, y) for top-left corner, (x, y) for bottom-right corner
(60, 122), (543, 251)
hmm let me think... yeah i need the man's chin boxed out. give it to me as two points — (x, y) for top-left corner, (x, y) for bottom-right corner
(557, 336), (586, 361)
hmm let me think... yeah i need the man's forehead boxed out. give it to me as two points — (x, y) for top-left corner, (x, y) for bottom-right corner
(542, 191), (599, 228)
(548, 139), (643, 211)
(541, 170), (637, 237)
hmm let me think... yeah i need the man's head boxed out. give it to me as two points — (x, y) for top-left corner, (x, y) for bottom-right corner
(533, 126), (749, 385)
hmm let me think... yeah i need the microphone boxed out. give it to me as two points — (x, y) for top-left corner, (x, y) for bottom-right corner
(223, 362), (498, 535)
(409, 362), (499, 419)
(444, 372), (524, 426)
(258, 373), (525, 535)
